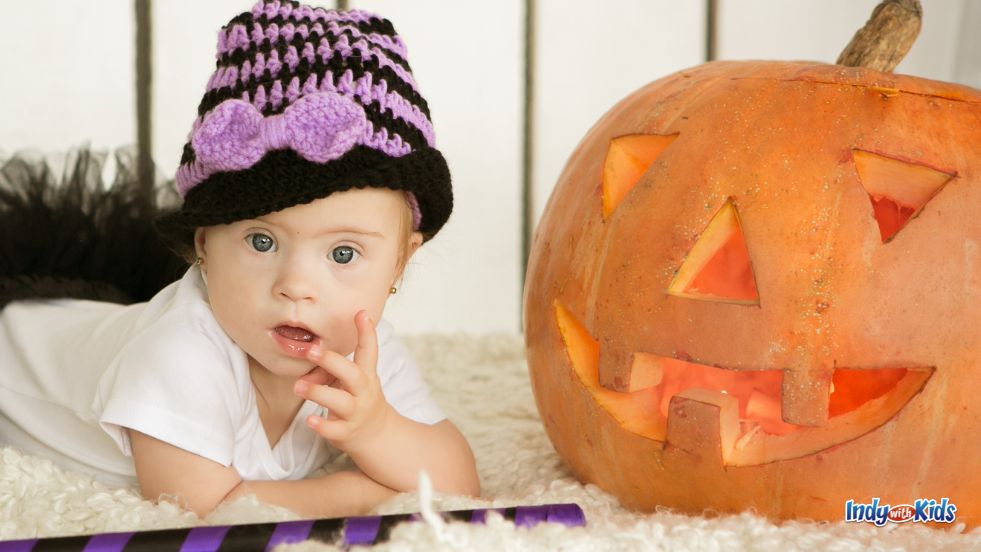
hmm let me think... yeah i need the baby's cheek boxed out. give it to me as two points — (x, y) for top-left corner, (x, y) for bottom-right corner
(323, 317), (360, 357)
(321, 285), (390, 354)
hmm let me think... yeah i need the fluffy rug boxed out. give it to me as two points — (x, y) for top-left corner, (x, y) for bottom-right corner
(1, 333), (979, 550)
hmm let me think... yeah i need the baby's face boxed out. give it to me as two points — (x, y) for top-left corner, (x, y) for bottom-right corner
(195, 187), (417, 379)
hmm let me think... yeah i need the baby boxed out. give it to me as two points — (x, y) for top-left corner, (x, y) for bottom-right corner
(0, 0), (479, 518)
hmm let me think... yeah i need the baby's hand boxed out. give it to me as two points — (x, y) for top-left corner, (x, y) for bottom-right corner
(294, 310), (394, 453)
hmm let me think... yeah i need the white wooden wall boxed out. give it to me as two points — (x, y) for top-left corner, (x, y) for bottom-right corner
(2, 0), (978, 334)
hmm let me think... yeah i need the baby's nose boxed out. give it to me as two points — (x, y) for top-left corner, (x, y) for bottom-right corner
(275, 266), (319, 303)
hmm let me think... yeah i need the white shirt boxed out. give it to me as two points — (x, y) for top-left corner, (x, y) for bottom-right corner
(0, 267), (444, 486)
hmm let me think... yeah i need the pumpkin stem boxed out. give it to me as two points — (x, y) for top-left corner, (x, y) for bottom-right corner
(836, 0), (922, 72)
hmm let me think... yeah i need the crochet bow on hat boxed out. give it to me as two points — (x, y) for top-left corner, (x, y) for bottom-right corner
(182, 92), (368, 196)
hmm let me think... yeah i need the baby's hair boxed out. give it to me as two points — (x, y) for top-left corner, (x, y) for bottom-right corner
(176, 241), (197, 266)
(394, 191), (418, 280)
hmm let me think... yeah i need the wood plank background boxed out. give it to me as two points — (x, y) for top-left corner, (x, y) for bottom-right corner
(2, 0), (977, 334)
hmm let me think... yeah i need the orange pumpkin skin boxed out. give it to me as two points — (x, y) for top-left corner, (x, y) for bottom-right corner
(524, 60), (981, 527)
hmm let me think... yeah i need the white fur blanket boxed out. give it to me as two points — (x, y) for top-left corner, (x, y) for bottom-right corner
(2, 334), (979, 550)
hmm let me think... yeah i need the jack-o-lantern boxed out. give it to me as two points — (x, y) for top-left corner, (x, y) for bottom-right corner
(524, 0), (981, 527)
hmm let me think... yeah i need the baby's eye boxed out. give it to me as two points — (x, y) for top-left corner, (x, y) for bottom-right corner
(247, 233), (276, 253)
(331, 246), (359, 264)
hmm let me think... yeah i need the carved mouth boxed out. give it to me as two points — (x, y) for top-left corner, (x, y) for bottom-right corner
(555, 301), (934, 466)
(635, 353), (915, 434)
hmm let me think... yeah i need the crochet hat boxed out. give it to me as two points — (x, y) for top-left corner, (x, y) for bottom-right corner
(156, 0), (452, 246)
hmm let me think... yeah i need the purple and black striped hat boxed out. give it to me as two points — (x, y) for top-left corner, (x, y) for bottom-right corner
(157, 0), (451, 246)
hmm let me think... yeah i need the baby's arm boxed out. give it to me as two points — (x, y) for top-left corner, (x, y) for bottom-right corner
(129, 429), (395, 518)
(341, 416), (479, 496)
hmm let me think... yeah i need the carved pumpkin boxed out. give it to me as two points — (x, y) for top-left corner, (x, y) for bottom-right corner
(524, 3), (981, 527)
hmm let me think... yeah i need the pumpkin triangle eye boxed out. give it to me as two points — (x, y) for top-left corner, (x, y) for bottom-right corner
(852, 150), (954, 243)
(602, 133), (677, 218)
(668, 200), (759, 305)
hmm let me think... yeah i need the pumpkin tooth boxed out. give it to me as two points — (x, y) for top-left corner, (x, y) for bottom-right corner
(665, 388), (741, 463)
(598, 349), (671, 393)
(780, 369), (833, 426)
(597, 338), (634, 392)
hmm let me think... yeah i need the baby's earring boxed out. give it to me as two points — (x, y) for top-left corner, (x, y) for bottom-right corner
(389, 285), (397, 294)
(197, 257), (209, 286)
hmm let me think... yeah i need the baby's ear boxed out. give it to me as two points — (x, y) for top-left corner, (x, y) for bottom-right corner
(407, 231), (423, 258)
(397, 231), (424, 276)
(193, 228), (208, 259)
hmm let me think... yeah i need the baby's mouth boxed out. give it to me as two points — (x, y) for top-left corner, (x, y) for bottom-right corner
(274, 325), (317, 342)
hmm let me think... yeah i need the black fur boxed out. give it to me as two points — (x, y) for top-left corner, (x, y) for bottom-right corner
(0, 148), (189, 308)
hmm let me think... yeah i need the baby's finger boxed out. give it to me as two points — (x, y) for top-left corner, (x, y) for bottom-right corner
(353, 310), (378, 376)
(306, 416), (351, 443)
(294, 380), (355, 419)
(304, 338), (325, 364)
(315, 349), (364, 392)
(299, 365), (336, 387)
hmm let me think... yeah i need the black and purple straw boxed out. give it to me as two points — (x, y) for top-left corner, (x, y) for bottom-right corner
(0, 503), (585, 550)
